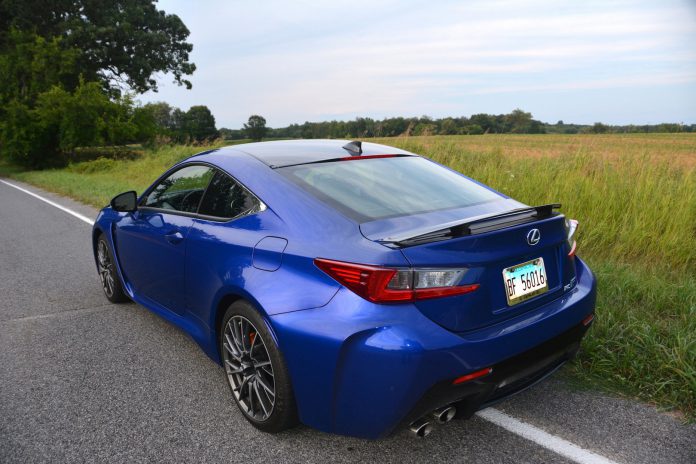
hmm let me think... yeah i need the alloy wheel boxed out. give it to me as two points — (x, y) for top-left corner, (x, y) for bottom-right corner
(97, 240), (116, 298)
(222, 315), (276, 421)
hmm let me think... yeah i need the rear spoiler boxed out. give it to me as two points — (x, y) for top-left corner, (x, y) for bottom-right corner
(379, 203), (562, 247)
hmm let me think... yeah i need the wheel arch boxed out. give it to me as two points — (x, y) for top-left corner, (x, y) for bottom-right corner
(214, 293), (243, 352)
(211, 291), (277, 363)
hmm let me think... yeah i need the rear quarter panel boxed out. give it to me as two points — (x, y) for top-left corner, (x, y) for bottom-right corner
(184, 152), (412, 358)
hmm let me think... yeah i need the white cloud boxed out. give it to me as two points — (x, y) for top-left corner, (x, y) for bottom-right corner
(471, 71), (696, 95)
(143, 0), (696, 126)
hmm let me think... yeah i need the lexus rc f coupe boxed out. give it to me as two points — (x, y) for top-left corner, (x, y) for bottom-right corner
(93, 140), (596, 438)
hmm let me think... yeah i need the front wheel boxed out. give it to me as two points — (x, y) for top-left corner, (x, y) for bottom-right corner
(220, 300), (298, 433)
(96, 235), (129, 303)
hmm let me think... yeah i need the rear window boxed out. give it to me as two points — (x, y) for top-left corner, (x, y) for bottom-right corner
(278, 157), (502, 222)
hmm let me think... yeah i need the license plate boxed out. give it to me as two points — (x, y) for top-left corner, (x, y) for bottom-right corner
(502, 257), (548, 305)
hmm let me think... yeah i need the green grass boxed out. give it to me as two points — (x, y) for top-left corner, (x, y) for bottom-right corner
(575, 261), (695, 416)
(2, 134), (695, 419)
(0, 144), (224, 207)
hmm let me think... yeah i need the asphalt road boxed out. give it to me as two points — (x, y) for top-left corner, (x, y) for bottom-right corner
(1, 179), (694, 464)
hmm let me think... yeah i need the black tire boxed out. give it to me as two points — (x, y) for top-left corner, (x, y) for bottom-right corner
(96, 235), (129, 303)
(220, 300), (298, 433)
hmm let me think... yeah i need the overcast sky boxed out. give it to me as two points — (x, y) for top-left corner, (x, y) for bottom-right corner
(141, 0), (696, 128)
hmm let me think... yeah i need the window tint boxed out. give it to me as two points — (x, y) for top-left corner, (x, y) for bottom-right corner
(279, 157), (501, 222)
(144, 165), (214, 213)
(198, 170), (261, 219)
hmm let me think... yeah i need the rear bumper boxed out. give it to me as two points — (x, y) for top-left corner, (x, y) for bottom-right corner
(399, 318), (590, 428)
(270, 257), (596, 439)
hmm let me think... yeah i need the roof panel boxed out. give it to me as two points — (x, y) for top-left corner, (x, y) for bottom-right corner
(226, 139), (415, 168)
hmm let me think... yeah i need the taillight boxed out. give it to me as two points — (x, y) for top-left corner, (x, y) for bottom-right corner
(565, 218), (578, 257)
(314, 258), (478, 303)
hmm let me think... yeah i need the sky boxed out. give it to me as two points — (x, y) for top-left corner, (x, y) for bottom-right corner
(141, 0), (696, 128)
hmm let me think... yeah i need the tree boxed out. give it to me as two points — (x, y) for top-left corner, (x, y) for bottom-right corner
(506, 109), (534, 133)
(439, 118), (458, 135)
(590, 122), (609, 134)
(0, 0), (195, 93)
(131, 105), (159, 142)
(0, 29), (80, 107)
(528, 120), (545, 134)
(0, 1), (196, 167)
(219, 128), (244, 140)
(463, 124), (484, 135)
(144, 102), (176, 132)
(183, 105), (218, 141)
(170, 108), (188, 141)
(244, 115), (268, 141)
(470, 113), (497, 133)
(413, 123), (436, 136)
(2, 80), (145, 167)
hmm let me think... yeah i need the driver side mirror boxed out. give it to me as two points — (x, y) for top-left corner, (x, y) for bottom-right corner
(110, 191), (138, 212)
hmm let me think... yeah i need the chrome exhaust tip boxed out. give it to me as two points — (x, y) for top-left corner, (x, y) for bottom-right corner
(432, 405), (457, 424)
(409, 418), (433, 438)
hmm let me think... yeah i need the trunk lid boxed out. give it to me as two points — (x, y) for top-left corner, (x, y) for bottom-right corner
(360, 202), (575, 332)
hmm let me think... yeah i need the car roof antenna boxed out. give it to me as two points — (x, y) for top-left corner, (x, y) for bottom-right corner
(342, 141), (362, 156)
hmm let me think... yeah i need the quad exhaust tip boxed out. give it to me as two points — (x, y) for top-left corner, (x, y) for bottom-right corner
(432, 405), (457, 424)
(409, 418), (433, 438)
(409, 405), (457, 437)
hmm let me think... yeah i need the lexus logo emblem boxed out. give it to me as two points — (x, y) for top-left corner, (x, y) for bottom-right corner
(527, 228), (541, 246)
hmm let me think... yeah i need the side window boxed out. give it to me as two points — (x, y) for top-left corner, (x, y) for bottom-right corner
(198, 170), (261, 219)
(143, 165), (214, 213)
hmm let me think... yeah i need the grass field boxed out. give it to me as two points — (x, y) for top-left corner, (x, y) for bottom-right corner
(2, 133), (694, 419)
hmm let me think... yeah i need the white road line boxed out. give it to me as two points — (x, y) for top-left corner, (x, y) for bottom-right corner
(3, 305), (112, 324)
(1, 177), (620, 464)
(0, 179), (95, 225)
(477, 408), (619, 464)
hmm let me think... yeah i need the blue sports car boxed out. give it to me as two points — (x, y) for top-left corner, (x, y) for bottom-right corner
(93, 139), (596, 439)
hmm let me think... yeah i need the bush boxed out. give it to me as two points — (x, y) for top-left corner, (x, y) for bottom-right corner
(1, 80), (153, 168)
(0, 99), (55, 167)
(68, 157), (117, 174)
(71, 146), (142, 162)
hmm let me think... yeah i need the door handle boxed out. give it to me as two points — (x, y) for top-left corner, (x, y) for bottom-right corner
(164, 230), (184, 244)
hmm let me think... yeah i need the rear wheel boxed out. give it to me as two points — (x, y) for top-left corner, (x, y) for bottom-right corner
(96, 235), (129, 303)
(220, 300), (298, 433)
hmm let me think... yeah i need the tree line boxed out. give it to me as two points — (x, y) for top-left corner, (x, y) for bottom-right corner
(275, 110), (547, 138)
(545, 121), (694, 134)
(1, 2), (692, 169)
(222, 111), (695, 141)
(221, 110), (544, 140)
(143, 102), (218, 144)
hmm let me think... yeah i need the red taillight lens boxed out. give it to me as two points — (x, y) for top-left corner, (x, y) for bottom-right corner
(565, 219), (579, 257)
(314, 258), (479, 303)
(414, 285), (479, 300)
(313, 259), (410, 302)
(452, 367), (493, 385)
(568, 240), (577, 258)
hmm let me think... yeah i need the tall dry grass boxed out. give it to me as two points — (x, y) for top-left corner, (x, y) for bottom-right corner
(374, 135), (695, 418)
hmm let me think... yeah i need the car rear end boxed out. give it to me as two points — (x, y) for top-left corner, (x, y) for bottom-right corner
(269, 151), (596, 438)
